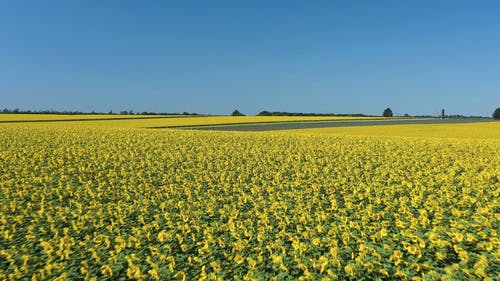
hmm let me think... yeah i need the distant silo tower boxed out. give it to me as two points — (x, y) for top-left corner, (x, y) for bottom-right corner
(440, 109), (445, 119)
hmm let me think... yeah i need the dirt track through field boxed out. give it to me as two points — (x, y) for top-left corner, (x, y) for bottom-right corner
(167, 118), (494, 131)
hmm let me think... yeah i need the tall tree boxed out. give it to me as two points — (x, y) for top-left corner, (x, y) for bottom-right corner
(383, 107), (393, 117)
(231, 109), (245, 116)
(493, 108), (500, 120)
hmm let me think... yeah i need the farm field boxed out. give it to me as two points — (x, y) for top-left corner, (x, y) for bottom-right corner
(0, 119), (499, 280)
(0, 114), (170, 122)
(290, 122), (500, 140)
(1, 115), (383, 129)
(177, 118), (492, 132)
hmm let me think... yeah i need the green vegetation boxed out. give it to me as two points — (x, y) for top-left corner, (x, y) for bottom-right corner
(383, 107), (393, 117)
(493, 108), (500, 120)
(257, 111), (371, 117)
(231, 109), (245, 116)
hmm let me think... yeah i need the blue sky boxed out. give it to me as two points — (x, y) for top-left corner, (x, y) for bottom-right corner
(1, 1), (499, 116)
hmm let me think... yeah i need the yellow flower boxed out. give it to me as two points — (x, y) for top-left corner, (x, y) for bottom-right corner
(210, 261), (221, 272)
(271, 254), (288, 272)
(395, 220), (407, 228)
(174, 271), (186, 281)
(234, 254), (244, 265)
(247, 257), (257, 270)
(157, 231), (168, 243)
(318, 256), (329, 273)
(411, 263), (420, 272)
(452, 233), (464, 243)
(481, 242), (494, 251)
(390, 250), (403, 266)
(114, 236), (126, 253)
(101, 265), (113, 277)
(40, 241), (54, 256)
(473, 255), (488, 278)
(465, 233), (476, 242)
(344, 263), (356, 277)
(198, 265), (208, 281)
(458, 250), (469, 263)
(407, 245), (418, 255)
(312, 237), (321, 246)
(379, 268), (389, 277)
(80, 260), (89, 276)
(180, 244), (188, 252)
(436, 251), (447, 261)
(126, 264), (142, 280)
(148, 268), (160, 280)
(395, 269), (407, 279)
(53, 272), (67, 281)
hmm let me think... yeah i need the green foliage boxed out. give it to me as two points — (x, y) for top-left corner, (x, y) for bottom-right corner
(383, 108), (393, 117)
(257, 111), (272, 116)
(257, 111), (371, 117)
(493, 108), (500, 120)
(231, 109), (245, 116)
(0, 124), (498, 280)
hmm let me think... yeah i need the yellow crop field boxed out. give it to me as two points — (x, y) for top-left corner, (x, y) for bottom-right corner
(0, 114), (163, 122)
(0, 114), (382, 128)
(0, 122), (498, 280)
(290, 122), (500, 140)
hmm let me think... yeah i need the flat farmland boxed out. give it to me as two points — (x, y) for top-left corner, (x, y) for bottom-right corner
(0, 117), (498, 280)
(0, 114), (173, 122)
(0, 115), (382, 129)
(174, 118), (493, 131)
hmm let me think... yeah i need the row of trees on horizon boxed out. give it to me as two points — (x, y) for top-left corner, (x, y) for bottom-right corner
(234, 108), (500, 119)
(1, 107), (499, 119)
(0, 108), (200, 116)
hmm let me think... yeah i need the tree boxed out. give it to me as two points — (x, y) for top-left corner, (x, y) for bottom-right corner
(493, 108), (500, 120)
(231, 109), (245, 116)
(257, 111), (272, 116)
(383, 107), (393, 117)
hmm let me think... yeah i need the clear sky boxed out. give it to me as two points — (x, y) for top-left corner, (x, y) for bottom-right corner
(1, 1), (499, 116)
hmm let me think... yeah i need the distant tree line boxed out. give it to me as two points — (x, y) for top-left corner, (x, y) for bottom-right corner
(2, 107), (499, 118)
(118, 110), (200, 116)
(0, 108), (199, 116)
(1, 108), (94, 115)
(256, 111), (373, 117)
(381, 107), (496, 118)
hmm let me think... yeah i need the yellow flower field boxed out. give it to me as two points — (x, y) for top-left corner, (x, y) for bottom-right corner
(0, 114), (162, 121)
(0, 121), (498, 280)
(290, 122), (500, 140)
(1, 114), (382, 128)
